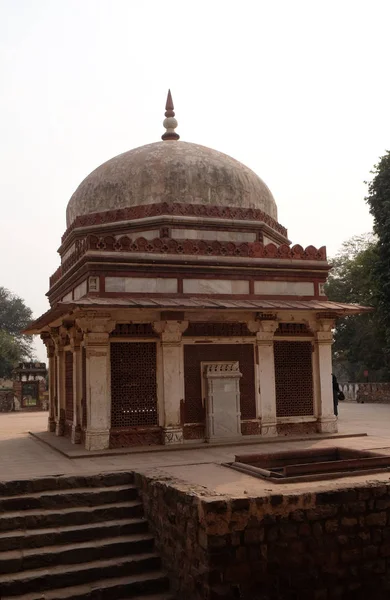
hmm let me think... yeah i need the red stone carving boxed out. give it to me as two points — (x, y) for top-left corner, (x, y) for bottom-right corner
(109, 427), (162, 448)
(275, 323), (312, 336)
(183, 424), (205, 440)
(184, 322), (253, 337)
(62, 201), (288, 243)
(51, 233), (328, 288)
(111, 323), (157, 337)
(241, 421), (261, 436)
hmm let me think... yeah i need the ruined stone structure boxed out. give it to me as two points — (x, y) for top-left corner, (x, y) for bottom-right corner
(26, 91), (369, 450)
(12, 362), (47, 411)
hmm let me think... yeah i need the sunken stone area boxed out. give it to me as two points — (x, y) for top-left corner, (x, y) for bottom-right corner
(136, 470), (390, 600)
(227, 447), (390, 483)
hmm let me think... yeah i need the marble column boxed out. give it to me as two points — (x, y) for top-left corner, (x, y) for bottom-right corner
(313, 318), (338, 433)
(153, 320), (188, 445)
(249, 318), (279, 437)
(76, 315), (115, 451)
(41, 333), (56, 432)
(70, 327), (83, 444)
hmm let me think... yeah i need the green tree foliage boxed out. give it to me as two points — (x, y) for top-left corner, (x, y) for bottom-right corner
(325, 234), (389, 381)
(0, 287), (34, 377)
(365, 151), (390, 349)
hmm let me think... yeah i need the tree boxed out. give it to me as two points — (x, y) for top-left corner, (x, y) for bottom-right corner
(0, 287), (34, 377)
(365, 151), (390, 351)
(325, 234), (389, 381)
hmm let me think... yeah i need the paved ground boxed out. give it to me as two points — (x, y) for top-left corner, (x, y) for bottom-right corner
(1, 403), (390, 487)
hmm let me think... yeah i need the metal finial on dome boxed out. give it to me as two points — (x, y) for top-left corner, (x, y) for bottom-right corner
(162, 89), (180, 141)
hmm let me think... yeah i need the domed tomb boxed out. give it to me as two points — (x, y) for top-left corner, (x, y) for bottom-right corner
(66, 142), (277, 228)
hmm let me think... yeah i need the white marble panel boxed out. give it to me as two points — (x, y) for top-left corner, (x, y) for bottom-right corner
(105, 277), (177, 293)
(105, 277), (125, 292)
(170, 229), (256, 242)
(254, 281), (314, 296)
(62, 291), (73, 302)
(183, 279), (249, 295)
(73, 280), (88, 300)
(128, 230), (160, 240)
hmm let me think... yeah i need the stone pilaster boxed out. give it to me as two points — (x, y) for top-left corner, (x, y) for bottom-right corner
(69, 327), (83, 444)
(312, 318), (338, 433)
(248, 318), (279, 437)
(51, 327), (68, 436)
(41, 333), (56, 433)
(76, 315), (115, 451)
(153, 320), (188, 445)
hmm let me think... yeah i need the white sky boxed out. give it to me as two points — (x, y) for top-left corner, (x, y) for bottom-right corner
(0, 0), (388, 362)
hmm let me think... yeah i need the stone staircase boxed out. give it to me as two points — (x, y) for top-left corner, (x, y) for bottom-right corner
(0, 472), (173, 600)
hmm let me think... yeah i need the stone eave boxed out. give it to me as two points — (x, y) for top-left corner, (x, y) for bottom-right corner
(24, 297), (373, 335)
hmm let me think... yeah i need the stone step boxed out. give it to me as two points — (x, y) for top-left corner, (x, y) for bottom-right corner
(0, 472), (135, 497)
(0, 553), (163, 596)
(1, 570), (170, 599)
(0, 484), (138, 512)
(0, 500), (144, 533)
(0, 533), (156, 574)
(0, 517), (148, 552)
(120, 595), (174, 600)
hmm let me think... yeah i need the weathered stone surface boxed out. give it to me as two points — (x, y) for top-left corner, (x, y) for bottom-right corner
(66, 141), (278, 227)
(136, 473), (390, 599)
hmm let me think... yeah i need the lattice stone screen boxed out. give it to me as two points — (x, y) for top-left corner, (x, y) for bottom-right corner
(110, 342), (158, 428)
(183, 344), (256, 424)
(65, 351), (74, 421)
(274, 341), (314, 417)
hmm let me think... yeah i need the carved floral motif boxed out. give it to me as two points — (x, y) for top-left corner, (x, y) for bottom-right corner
(50, 234), (327, 288)
(62, 201), (289, 243)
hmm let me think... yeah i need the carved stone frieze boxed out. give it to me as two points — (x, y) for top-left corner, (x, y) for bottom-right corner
(163, 426), (184, 445)
(62, 201), (289, 244)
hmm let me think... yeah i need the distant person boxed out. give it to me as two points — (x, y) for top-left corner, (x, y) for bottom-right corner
(332, 374), (345, 416)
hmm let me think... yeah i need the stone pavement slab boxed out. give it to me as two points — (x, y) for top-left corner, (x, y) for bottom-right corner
(0, 403), (390, 483)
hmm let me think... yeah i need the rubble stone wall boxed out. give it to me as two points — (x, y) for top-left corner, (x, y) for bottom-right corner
(136, 473), (390, 599)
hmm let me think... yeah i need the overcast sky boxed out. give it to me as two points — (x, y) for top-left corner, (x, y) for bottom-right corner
(1, 0), (389, 362)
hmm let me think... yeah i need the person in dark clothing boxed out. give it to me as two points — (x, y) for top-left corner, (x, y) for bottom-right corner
(332, 373), (344, 416)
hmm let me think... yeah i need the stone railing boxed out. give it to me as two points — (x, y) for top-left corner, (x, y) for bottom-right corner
(340, 382), (390, 404)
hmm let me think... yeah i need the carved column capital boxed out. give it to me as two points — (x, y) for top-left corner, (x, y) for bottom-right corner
(40, 332), (55, 358)
(152, 320), (189, 344)
(310, 317), (335, 344)
(248, 319), (279, 343)
(75, 313), (116, 335)
(69, 326), (84, 351)
(50, 327), (68, 354)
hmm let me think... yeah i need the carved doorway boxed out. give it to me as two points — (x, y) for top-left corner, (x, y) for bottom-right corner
(201, 361), (242, 442)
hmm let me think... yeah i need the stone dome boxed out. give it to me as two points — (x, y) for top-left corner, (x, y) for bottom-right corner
(66, 141), (278, 227)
